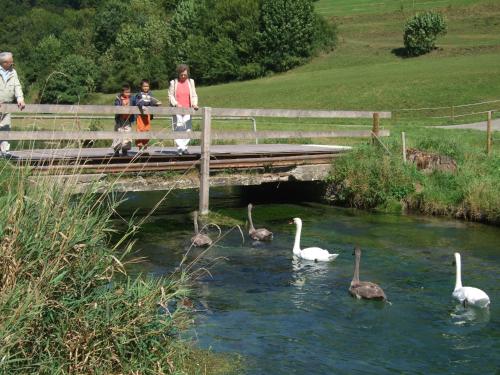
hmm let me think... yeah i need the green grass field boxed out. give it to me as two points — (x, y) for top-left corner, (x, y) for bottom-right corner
(314, 0), (482, 16)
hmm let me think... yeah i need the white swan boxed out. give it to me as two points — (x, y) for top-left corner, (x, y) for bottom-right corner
(291, 218), (338, 262)
(453, 252), (490, 308)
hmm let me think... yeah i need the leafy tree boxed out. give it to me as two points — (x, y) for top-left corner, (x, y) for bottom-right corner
(259, 0), (317, 72)
(42, 54), (98, 103)
(99, 0), (170, 92)
(169, 0), (266, 84)
(28, 35), (64, 84)
(168, 0), (200, 66)
(403, 11), (447, 57)
(92, 0), (131, 53)
(184, 35), (240, 84)
(312, 12), (337, 52)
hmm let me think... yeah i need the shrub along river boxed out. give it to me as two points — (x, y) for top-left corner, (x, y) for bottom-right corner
(120, 183), (499, 374)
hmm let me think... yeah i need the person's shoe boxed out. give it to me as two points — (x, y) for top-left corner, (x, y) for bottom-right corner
(113, 150), (120, 157)
(0, 141), (10, 154)
(182, 148), (189, 155)
(177, 148), (183, 156)
(121, 150), (128, 156)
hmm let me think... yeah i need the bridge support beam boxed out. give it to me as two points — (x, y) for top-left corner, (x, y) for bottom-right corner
(199, 107), (212, 215)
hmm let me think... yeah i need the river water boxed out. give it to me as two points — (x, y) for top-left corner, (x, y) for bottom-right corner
(122, 185), (500, 375)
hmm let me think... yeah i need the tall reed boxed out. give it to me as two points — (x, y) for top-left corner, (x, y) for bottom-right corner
(0, 160), (231, 374)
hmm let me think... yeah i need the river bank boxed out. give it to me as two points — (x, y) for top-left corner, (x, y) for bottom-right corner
(325, 123), (500, 225)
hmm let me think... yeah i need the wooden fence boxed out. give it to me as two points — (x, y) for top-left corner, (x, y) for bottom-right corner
(0, 104), (391, 214)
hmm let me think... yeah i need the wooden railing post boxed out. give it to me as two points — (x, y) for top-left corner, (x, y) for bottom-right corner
(486, 111), (492, 156)
(372, 112), (380, 145)
(402, 131), (407, 164)
(199, 107), (212, 215)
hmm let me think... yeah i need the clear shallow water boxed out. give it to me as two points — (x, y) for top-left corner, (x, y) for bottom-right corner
(124, 190), (500, 375)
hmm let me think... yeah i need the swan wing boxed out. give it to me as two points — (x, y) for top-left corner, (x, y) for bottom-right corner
(350, 281), (386, 300)
(453, 286), (490, 307)
(300, 247), (338, 262)
(250, 228), (273, 241)
(192, 234), (212, 247)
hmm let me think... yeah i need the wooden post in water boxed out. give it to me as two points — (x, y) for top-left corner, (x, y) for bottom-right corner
(372, 112), (380, 145)
(199, 107), (212, 215)
(402, 132), (407, 164)
(486, 111), (492, 156)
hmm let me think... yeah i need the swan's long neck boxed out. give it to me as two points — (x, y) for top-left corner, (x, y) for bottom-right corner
(293, 221), (302, 255)
(454, 253), (462, 290)
(193, 212), (199, 234)
(352, 250), (361, 283)
(248, 205), (255, 232)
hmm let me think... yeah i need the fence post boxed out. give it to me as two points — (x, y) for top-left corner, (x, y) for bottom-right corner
(371, 112), (380, 145)
(402, 132), (407, 164)
(199, 107), (212, 215)
(252, 117), (258, 145)
(486, 111), (492, 156)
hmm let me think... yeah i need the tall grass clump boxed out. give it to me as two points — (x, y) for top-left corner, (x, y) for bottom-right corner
(0, 162), (232, 374)
(326, 138), (500, 224)
(326, 144), (417, 211)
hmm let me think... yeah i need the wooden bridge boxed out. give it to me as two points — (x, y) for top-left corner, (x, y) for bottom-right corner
(0, 104), (391, 214)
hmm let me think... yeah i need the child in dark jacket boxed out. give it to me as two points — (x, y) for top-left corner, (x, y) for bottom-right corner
(111, 83), (134, 156)
(135, 79), (161, 151)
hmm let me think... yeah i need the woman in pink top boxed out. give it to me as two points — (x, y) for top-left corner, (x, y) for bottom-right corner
(168, 64), (198, 155)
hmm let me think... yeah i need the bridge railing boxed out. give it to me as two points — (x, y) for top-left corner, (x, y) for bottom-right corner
(0, 104), (391, 213)
(0, 104), (390, 141)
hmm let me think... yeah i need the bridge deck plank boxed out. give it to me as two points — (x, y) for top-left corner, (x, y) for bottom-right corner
(9, 144), (351, 161)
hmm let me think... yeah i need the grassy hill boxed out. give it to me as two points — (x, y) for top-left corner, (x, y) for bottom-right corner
(314, 0), (482, 17)
(200, 0), (500, 110)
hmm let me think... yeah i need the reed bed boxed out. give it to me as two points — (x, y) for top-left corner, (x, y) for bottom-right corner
(0, 158), (234, 374)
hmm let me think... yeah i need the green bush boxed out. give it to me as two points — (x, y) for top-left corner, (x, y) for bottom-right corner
(0, 166), (230, 374)
(403, 11), (447, 56)
(326, 145), (417, 210)
(259, 0), (317, 72)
